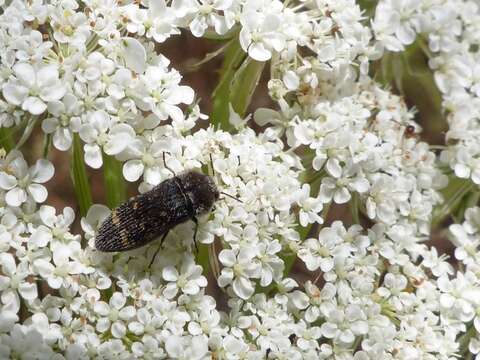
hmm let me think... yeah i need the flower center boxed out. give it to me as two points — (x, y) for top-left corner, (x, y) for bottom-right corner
(177, 275), (188, 288)
(109, 309), (119, 321)
(199, 4), (213, 14)
(18, 175), (30, 188)
(142, 153), (155, 166)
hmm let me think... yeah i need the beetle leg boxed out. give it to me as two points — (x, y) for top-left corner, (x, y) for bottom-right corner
(148, 231), (169, 268)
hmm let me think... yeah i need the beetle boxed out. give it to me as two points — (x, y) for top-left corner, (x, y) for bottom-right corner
(94, 153), (239, 265)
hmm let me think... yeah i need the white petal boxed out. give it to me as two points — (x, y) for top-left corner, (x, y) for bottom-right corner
(53, 128), (73, 151)
(40, 82), (66, 102)
(47, 276), (63, 289)
(110, 292), (126, 309)
(333, 188), (351, 204)
(33, 259), (54, 278)
(163, 283), (179, 299)
(165, 336), (183, 357)
(6, 188), (27, 207)
(123, 160), (144, 182)
(42, 118), (59, 133)
(248, 42), (271, 61)
(162, 266), (179, 282)
(30, 159), (54, 183)
(182, 281), (199, 295)
(13, 63), (35, 87)
(96, 318), (111, 333)
(218, 249), (236, 267)
(2, 84), (28, 105)
(0, 173), (17, 190)
(94, 301), (110, 316)
(326, 159), (342, 178)
(22, 96), (47, 115)
(119, 306), (136, 320)
(28, 183), (48, 203)
(232, 276), (254, 299)
(29, 227), (52, 247)
(79, 124), (97, 143)
(0, 253), (16, 275)
(103, 139), (127, 156)
(128, 322), (145, 335)
(282, 71), (299, 90)
(84, 144), (103, 169)
(18, 282), (38, 300)
(122, 37), (146, 74)
(111, 321), (126, 338)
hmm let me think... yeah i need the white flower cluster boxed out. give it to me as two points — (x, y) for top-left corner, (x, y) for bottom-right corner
(445, 206), (480, 356)
(257, 79), (446, 235)
(373, 0), (480, 185)
(1, 0), (480, 358)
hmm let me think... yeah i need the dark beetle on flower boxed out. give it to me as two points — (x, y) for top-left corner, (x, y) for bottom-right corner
(95, 169), (220, 265)
(95, 152), (241, 265)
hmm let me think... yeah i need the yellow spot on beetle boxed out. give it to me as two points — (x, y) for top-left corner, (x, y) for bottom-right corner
(112, 211), (120, 225)
(120, 228), (129, 248)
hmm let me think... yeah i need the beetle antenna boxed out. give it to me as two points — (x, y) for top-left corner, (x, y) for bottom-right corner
(209, 153), (216, 178)
(162, 152), (176, 176)
(220, 192), (243, 203)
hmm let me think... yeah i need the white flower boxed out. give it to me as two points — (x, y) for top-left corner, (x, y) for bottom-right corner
(2, 63), (66, 115)
(145, 1), (181, 43)
(239, 3), (286, 61)
(295, 184), (323, 227)
(373, 0), (419, 51)
(174, 0), (233, 37)
(33, 243), (84, 289)
(256, 240), (284, 287)
(298, 224), (351, 272)
(0, 151), (54, 207)
(133, 65), (194, 122)
(0, 254), (37, 308)
(162, 256), (207, 299)
(218, 247), (261, 299)
(49, 1), (91, 48)
(165, 335), (208, 359)
(42, 93), (82, 151)
(93, 292), (136, 338)
(79, 110), (136, 168)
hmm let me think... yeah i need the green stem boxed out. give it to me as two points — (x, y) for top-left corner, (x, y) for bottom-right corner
(350, 192), (360, 224)
(43, 133), (52, 158)
(0, 127), (15, 152)
(71, 134), (93, 218)
(196, 243), (210, 275)
(102, 152), (127, 209)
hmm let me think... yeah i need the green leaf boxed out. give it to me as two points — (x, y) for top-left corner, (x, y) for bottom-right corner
(102, 152), (127, 209)
(15, 116), (38, 150)
(230, 57), (265, 118)
(71, 134), (93, 217)
(210, 39), (246, 130)
(432, 176), (476, 227)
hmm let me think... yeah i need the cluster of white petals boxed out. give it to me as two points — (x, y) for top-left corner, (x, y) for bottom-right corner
(1, 0), (480, 358)
(373, 0), (480, 186)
